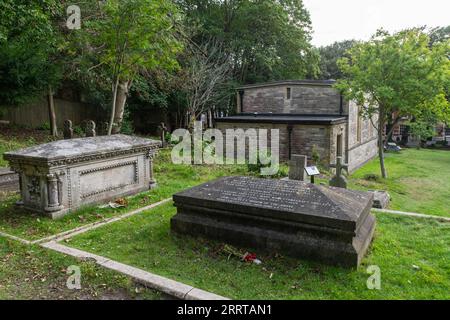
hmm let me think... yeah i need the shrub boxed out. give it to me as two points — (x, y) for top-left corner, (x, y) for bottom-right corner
(364, 173), (380, 182)
(311, 145), (320, 164)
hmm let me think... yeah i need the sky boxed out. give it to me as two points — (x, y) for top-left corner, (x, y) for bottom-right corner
(302, 0), (450, 46)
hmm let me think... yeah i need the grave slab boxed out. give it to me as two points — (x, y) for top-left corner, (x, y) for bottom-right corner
(172, 176), (375, 268)
(4, 134), (160, 218)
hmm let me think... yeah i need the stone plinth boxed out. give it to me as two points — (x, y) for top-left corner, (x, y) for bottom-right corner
(4, 135), (160, 219)
(172, 176), (375, 268)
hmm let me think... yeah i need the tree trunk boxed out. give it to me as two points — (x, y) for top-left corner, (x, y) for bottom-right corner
(107, 78), (120, 136)
(47, 85), (57, 137)
(378, 117), (388, 178)
(111, 81), (129, 134)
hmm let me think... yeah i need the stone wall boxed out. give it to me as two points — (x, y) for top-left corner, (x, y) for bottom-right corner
(216, 122), (346, 166)
(346, 100), (378, 171)
(240, 84), (344, 115)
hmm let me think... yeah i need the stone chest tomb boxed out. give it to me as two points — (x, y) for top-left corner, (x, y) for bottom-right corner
(172, 176), (375, 268)
(4, 134), (160, 218)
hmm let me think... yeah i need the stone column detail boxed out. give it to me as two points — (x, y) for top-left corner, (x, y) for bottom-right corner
(45, 173), (63, 212)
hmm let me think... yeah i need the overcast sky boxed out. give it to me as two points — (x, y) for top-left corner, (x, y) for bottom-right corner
(302, 0), (450, 46)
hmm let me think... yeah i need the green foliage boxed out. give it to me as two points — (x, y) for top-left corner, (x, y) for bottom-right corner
(0, 0), (63, 106)
(38, 122), (51, 131)
(120, 109), (135, 135)
(318, 40), (356, 79)
(311, 144), (320, 164)
(336, 28), (450, 176)
(178, 0), (318, 84)
(336, 28), (449, 123)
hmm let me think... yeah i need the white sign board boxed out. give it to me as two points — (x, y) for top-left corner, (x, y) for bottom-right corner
(304, 166), (320, 176)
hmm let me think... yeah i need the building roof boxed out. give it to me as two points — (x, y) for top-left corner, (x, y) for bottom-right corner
(215, 113), (347, 125)
(236, 79), (336, 90)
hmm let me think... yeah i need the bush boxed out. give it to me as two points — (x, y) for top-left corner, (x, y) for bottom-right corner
(38, 122), (50, 131)
(311, 145), (320, 164)
(364, 173), (381, 182)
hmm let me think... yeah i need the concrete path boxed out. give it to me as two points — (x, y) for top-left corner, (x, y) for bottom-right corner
(42, 241), (229, 300)
(372, 208), (450, 222)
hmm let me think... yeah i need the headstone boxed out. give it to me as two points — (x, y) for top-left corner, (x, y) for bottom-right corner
(288, 155), (307, 181)
(158, 122), (168, 147)
(85, 120), (96, 137)
(371, 190), (390, 209)
(329, 156), (348, 189)
(172, 176), (376, 268)
(0, 168), (19, 193)
(63, 120), (73, 140)
(4, 135), (160, 219)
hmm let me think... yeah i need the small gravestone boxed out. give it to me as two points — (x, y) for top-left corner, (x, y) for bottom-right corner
(329, 156), (348, 189)
(371, 190), (390, 209)
(172, 176), (376, 268)
(158, 122), (168, 147)
(85, 120), (96, 137)
(63, 120), (73, 140)
(288, 155), (307, 181)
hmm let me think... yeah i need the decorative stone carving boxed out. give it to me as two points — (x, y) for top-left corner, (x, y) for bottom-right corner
(4, 134), (160, 219)
(63, 120), (74, 139)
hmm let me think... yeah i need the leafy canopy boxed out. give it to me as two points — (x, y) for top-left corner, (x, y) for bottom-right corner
(336, 28), (450, 124)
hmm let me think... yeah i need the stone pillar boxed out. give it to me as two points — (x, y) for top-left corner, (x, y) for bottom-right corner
(15, 172), (24, 206)
(45, 173), (63, 212)
(289, 155), (307, 181)
(148, 154), (157, 189)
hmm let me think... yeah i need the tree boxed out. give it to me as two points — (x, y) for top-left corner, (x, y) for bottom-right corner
(317, 40), (356, 79)
(177, 0), (318, 93)
(0, 1), (62, 106)
(72, 0), (182, 135)
(182, 41), (231, 128)
(336, 28), (450, 178)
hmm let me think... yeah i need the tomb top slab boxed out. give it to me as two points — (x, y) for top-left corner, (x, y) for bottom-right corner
(173, 176), (373, 232)
(4, 134), (160, 167)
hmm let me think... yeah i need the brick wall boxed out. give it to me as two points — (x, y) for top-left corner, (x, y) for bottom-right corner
(241, 84), (344, 115)
(216, 122), (347, 166)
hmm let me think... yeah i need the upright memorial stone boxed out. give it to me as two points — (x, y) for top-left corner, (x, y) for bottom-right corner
(329, 156), (348, 189)
(172, 176), (376, 268)
(85, 120), (96, 137)
(288, 155), (307, 181)
(4, 135), (160, 218)
(63, 120), (73, 139)
(158, 122), (168, 147)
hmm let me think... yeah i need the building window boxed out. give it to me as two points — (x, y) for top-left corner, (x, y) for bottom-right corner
(356, 107), (362, 143)
(337, 134), (343, 157)
(286, 87), (291, 100)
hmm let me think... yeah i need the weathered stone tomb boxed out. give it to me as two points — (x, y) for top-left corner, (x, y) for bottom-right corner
(172, 176), (375, 268)
(4, 134), (160, 218)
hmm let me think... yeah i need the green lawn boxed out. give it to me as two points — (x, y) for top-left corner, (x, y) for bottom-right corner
(66, 201), (450, 299)
(348, 149), (450, 217)
(0, 237), (161, 300)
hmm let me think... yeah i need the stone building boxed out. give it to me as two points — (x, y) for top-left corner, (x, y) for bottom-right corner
(215, 80), (378, 172)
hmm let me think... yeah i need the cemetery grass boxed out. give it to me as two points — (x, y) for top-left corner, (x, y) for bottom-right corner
(0, 237), (161, 300)
(346, 148), (450, 217)
(66, 202), (450, 300)
(0, 149), (250, 241)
